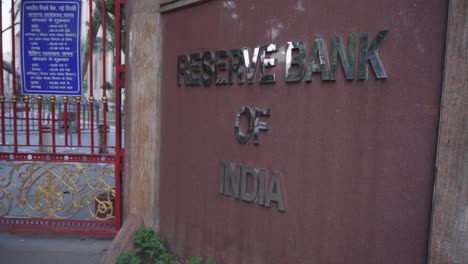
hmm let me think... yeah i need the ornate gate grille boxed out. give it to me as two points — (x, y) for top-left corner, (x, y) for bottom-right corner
(0, 0), (125, 236)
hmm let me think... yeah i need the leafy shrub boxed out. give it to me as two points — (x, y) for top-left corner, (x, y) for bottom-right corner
(116, 252), (140, 264)
(187, 257), (216, 264)
(133, 226), (173, 263)
(116, 226), (216, 264)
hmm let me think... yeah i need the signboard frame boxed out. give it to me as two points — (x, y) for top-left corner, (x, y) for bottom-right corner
(20, 0), (82, 96)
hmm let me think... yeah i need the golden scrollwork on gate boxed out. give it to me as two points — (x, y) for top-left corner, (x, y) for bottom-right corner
(0, 161), (115, 220)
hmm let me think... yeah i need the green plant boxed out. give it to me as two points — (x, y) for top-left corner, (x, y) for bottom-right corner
(115, 225), (172, 264)
(187, 257), (216, 264)
(116, 226), (216, 264)
(116, 252), (140, 264)
(134, 226), (173, 263)
(187, 257), (202, 264)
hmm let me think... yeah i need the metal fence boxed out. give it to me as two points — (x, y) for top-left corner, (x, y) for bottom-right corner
(0, 0), (125, 237)
(1, 99), (111, 132)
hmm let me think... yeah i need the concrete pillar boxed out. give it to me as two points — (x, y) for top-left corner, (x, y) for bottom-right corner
(123, 0), (162, 230)
(98, 124), (110, 154)
(428, 0), (468, 263)
(40, 125), (52, 153)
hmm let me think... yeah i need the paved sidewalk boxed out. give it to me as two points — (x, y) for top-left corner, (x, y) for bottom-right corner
(0, 233), (112, 264)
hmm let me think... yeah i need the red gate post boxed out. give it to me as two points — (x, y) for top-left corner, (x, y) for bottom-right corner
(0, 2), (4, 146)
(113, 0), (126, 232)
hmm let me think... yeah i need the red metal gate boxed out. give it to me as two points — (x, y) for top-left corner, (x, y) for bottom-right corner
(0, 0), (125, 236)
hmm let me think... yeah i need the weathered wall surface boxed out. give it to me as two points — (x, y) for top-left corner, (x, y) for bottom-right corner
(158, 0), (448, 263)
(429, 0), (468, 263)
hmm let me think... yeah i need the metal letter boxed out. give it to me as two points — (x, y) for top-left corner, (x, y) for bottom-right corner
(260, 44), (277, 83)
(223, 162), (240, 199)
(285, 41), (306, 82)
(358, 30), (390, 80)
(253, 107), (271, 144)
(202, 51), (214, 86)
(240, 165), (259, 202)
(265, 171), (286, 212)
(234, 106), (254, 144)
(189, 53), (202, 86)
(177, 55), (191, 86)
(257, 169), (267, 206)
(230, 49), (245, 84)
(215, 50), (230, 85)
(243, 46), (261, 84)
(330, 34), (357, 80)
(305, 38), (331, 81)
(219, 161), (226, 194)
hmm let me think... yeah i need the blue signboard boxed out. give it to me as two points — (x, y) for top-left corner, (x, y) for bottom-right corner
(21, 0), (82, 96)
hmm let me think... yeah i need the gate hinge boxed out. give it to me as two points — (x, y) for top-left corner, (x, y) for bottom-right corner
(117, 65), (126, 88)
(117, 150), (125, 172)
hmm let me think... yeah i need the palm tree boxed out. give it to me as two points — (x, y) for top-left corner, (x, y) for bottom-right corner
(1, 0), (21, 95)
(82, 0), (124, 82)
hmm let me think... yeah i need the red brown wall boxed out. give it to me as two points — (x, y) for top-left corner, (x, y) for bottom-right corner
(159, 0), (448, 263)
